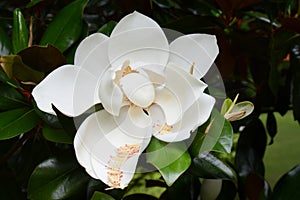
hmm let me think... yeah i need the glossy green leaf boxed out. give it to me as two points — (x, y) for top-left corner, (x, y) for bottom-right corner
(0, 83), (29, 111)
(27, 157), (90, 200)
(12, 8), (28, 54)
(212, 119), (233, 154)
(52, 104), (76, 136)
(235, 118), (267, 199)
(146, 138), (191, 186)
(190, 153), (237, 182)
(18, 44), (65, 73)
(42, 125), (73, 144)
(0, 55), (44, 83)
(160, 173), (200, 200)
(40, 0), (88, 52)
(65, 20), (89, 64)
(91, 192), (115, 200)
(190, 109), (233, 156)
(98, 21), (117, 36)
(271, 164), (300, 200)
(0, 107), (40, 140)
(0, 26), (12, 55)
(221, 98), (232, 115)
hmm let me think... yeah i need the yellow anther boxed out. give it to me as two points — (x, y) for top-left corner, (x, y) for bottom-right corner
(158, 124), (173, 135)
(190, 63), (195, 75)
(122, 66), (138, 77)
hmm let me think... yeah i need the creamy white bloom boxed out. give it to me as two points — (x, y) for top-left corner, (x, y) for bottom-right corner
(32, 11), (218, 189)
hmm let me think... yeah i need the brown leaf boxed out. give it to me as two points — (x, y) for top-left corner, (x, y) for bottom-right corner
(18, 44), (65, 73)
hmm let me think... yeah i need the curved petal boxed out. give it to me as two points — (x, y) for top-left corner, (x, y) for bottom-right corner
(120, 73), (155, 108)
(74, 109), (151, 189)
(108, 12), (168, 69)
(154, 87), (181, 125)
(74, 110), (116, 179)
(111, 11), (162, 36)
(138, 64), (166, 86)
(32, 65), (99, 116)
(128, 106), (152, 128)
(150, 93), (215, 142)
(79, 35), (111, 78)
(99, 68), (123, 116)
(169, 34), (219, 79)
(74, 33), (109, 66)
(149, 104), (190, 142)
(154, 63), (207, 125)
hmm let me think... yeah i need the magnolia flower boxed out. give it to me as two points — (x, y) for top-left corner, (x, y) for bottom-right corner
(32, 11), (218, 189)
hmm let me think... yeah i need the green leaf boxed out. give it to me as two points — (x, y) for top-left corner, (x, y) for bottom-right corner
(190, 109), (233, 156)
(146, 138), (191, 186)
(0, 83), (29, 111)
(234, 118), (267, 199)
(12, 8), (28, 54)
(42, 124), (73, 144)
(0, 55), (44, 83)
(52, 104), (76, 136)
(40, 0), (88, 52)
(18, 44), (65, 73)
(221, 98), (232, 115)
(190, 153), (237, 182)
(212, 119), (233, 154)
(160, 173), (200, 200)
(91, 192), (115, 200)
(271, 164), (300, 200)
(27, 157), (90, 200)
(0, 107), (40, 140)
(98, 21), (117, 36)
(0, 26), (12, 55)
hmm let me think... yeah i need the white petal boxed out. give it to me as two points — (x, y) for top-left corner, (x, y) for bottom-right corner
(32, 65), (99, 116)
(151, 93), (215, 143)
(139, 64), (166, 85)
(128, 106), (152, 128)
(154, 63), (207, 125)
(120, 73), (155, 108)
(80, 35), (111, 78)
(75, 33), (109, 66)
(74, 109), (151, 188)
(99, 69), (123, 116)
(154, 87), (181, 125)
(74, 110), (115, 178)
(109, 12), (168, 68)
(169, 34), (219, 79)
(111, 11), (163, 38)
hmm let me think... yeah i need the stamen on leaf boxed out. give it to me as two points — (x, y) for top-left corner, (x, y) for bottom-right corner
(106, 144), (140, 189)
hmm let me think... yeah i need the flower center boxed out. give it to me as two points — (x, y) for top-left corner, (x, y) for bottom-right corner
(106, 144), (140, 189)
(122, 66), (138, 77)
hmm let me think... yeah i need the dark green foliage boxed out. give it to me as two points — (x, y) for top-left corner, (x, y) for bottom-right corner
(0, 0), (299, 199)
